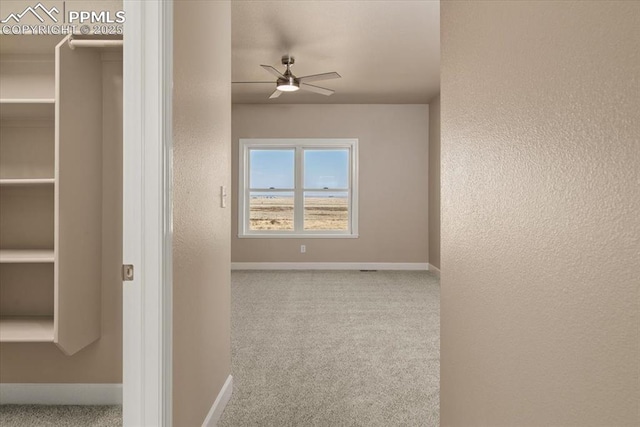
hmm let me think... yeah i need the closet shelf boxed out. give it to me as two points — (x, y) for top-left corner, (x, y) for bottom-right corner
(0, 316), (55, 342)
(0, 249), (55, 263)
(0, 99), (55, 120)
(0, 178), (55, 186)
(0, 98), (55, 103)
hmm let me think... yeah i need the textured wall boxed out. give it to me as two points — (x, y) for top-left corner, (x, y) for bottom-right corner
(172, 1), (231, 425)
(441, 1), (640, 426)
(0, 56), (123, 383)
(428, 95), (440, 270)
(231, 104), (429, 264)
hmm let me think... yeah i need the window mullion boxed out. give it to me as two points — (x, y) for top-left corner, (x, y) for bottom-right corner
(294, 146), (304, 233)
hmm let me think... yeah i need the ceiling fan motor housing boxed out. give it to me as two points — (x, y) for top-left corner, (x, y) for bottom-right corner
(277, 75), (300, 91)
(277, 56), (299, 90)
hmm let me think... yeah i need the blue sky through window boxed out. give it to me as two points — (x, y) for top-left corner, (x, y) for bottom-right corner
(250, 149), (348, 196)
(249, 149), (294, 189)
(304, 149), (348, 189)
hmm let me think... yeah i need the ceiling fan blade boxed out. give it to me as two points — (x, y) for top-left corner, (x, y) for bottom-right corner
(300, 83), (334, 96)
(232, 81), (274, 84)
(269, 89), (283, 99)
(298, 72), (341, 83)
(261, 65), (285, 78)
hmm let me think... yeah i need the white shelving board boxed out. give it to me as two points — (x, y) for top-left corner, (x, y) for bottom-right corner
(0, 316), (54, 342)
(0, 35), (63, 347)
(0, 178), (55, 186)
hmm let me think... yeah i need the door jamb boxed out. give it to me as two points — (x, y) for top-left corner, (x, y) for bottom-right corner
(122, 1), (173, 425)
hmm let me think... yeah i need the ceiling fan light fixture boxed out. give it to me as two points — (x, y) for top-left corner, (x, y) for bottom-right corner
(253, 57), (339, 99)
(276, 77), (300, 92)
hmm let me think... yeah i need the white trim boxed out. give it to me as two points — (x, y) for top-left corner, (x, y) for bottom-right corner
(201, 375), (233, 427)
(123, 0), (173, 425)
(231, 262), (428, 271)
(237, 233), (358, 239)
(161, 2), (174, 423)
(428, 263), (441, 276)
(0, 384), (122, 405)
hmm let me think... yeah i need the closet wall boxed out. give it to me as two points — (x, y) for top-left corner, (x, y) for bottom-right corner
(0, 39), (123, 383)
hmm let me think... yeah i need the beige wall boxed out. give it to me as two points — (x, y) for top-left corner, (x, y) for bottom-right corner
(0, 56), (122, 383)
(428, 94), (440, 270)
(441, 2), (640, 426)
(172, 1), (231, 425)
(231, 104), (429, 263)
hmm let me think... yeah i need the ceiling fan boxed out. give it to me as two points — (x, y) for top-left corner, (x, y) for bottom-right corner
(233, 55), (341, 99)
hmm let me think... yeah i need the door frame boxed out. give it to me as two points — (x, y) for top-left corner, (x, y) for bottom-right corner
(122, 0), (173, 425)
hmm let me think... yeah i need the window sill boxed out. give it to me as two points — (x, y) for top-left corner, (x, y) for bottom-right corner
(237, 234), (359, 239)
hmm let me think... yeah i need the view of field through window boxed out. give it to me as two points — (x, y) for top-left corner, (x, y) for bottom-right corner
(248, 147), (350, 232)
(249, 194), (349, 230)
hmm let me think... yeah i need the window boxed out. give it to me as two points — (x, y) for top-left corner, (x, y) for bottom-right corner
(238, 139), (358, 238)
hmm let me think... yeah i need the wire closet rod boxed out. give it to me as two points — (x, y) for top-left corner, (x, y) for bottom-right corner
(68, 38), (123, 50)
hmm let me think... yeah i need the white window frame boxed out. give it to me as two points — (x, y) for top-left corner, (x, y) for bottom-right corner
(238, 138), (359, 238)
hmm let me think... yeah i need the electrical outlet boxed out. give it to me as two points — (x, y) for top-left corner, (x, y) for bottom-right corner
(300, 245), (306, 253)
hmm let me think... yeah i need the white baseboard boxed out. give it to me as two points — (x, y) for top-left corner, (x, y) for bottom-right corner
(202, 375), (233, 427)
(428, 263), (440, 276)
(231, 262), (429, 271)
(0, 383), (122, 405)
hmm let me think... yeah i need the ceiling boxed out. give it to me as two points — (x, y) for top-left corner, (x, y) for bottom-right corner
(231, 1), (440, 104)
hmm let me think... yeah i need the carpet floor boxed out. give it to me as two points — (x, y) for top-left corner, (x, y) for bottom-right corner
(0, 405), (121, 426)
(219, 270), (440, 427)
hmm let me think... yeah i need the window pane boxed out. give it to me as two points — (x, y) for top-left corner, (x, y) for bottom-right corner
(250, 192), (294, 231)
(250, 149), (294, 189)
(304, 192), (349, 231)
(304, 149), (349, 189)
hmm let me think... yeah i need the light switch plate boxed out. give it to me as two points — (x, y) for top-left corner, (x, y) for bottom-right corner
(220, 185), (227, 208)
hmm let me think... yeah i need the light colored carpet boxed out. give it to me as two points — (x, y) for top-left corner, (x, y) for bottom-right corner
(219, 270), (440, 427)
(0, 405), (121, 426)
